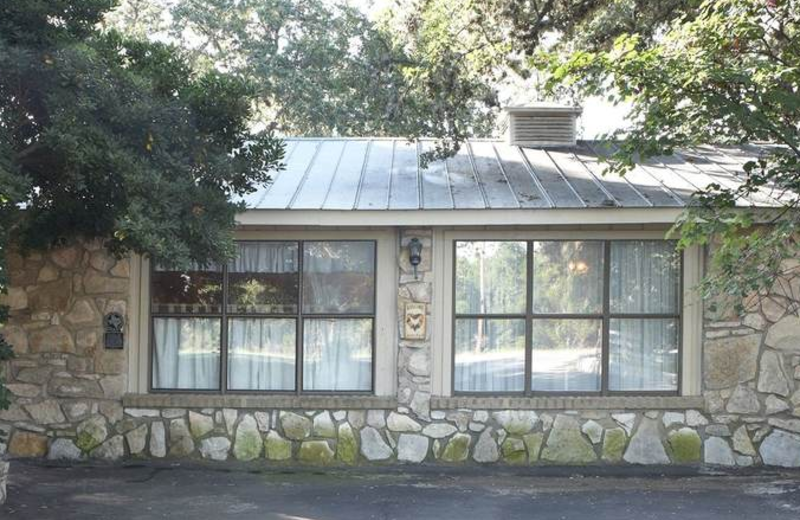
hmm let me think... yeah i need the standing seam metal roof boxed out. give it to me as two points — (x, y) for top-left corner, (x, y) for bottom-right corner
(240, 138), (780, 210)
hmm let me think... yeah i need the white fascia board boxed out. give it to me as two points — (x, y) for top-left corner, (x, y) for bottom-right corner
(236, 208), (686, 227)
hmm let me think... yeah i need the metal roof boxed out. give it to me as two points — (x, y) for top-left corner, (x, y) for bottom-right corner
(241, 139), (780, 211)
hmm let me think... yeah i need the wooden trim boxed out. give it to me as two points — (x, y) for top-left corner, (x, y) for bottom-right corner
(236, 208), (686, 227)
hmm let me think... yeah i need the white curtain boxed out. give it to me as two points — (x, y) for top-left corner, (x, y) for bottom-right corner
(608, 241), (679, 391)
(229, 242), (297, 273)
(152, 318), (220, 389)
(303, 319), (372, 391)
(454, 319), (525, 392)
(610, 241), (678, 313)
(609, 318), (678, 391)
(302, 242), (375, 314)
(227, 318), (296, 390)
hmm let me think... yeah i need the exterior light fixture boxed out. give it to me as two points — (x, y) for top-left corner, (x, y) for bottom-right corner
(408, 238), (423, 279)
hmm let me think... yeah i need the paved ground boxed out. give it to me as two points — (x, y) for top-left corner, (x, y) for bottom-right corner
(2, 460), (800, 519)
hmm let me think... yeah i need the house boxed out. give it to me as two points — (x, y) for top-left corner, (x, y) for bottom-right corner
(2, 106), (799, 467)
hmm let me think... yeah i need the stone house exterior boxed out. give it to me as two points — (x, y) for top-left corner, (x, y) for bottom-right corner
(2, 108), (799, 467)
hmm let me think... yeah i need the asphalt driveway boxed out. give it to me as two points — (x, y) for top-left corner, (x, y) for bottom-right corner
(2, 460), (800, 520)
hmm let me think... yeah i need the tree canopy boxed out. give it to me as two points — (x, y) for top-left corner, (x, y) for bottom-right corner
(0, 0), (286, 405)
(535, 0), (799, 307)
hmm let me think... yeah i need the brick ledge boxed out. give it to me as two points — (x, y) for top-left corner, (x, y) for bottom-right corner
(432, 395), (704, 411)
(123, 393), (397, 410)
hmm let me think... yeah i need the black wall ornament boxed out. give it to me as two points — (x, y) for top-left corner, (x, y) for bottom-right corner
(104, 312), (125, 349)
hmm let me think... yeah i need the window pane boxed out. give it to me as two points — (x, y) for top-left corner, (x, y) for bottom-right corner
(151, 263), (222, 314)
(532, 241), (604, 314)
(610, 241), (679, 314)
(228, 242), (299, 314)
(303, 318), (372, 391)
(610, 318), (678, 391)
(531, 319), (601, 392)
(455, 241), (526, 314)
(227, 318), (296, 391)
(303, 242), (375, 314)
(152, 317), (220, 389)
(454, 318), (525, 392)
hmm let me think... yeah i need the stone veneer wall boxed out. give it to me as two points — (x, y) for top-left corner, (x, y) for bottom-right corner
(1, 231), (800, 467)
(0, 240), (129, 459)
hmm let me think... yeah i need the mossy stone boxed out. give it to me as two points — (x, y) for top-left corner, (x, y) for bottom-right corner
(523, 432), (544, 463)
(541, 415), (597, 464)
(75, 416), (107, 453)
(264, 431), (292, 461)
(336, 423), (358, 464)
(501, 437), (527, 465)
(280, 412), (311, 440)
(299, 440), (335, 465)
(668, 427), (701, 463)
(233, 415), (262, 461)
(602, 427), (627, 462)
(441, 433), (471, 462)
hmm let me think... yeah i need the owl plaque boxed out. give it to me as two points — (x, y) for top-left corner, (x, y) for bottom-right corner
(404, 302), (426, 340)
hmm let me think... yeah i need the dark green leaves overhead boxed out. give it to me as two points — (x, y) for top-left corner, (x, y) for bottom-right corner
(536, 0), (800, 309)
(1, 1), (285, 270)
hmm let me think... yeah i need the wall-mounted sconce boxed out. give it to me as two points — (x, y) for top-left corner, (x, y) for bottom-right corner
(408, 238), (423, 279)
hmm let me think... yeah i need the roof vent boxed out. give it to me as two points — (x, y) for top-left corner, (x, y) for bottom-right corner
(505, 104), (582, 147)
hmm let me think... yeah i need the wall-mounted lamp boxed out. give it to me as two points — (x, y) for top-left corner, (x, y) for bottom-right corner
(408, 238), (423, 279)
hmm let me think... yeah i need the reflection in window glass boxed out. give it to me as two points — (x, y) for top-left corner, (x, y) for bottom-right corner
(151, 264), (223, 314)
(227, 318), (296, 391)
(303, 242), (375, 314)
(303, 318), (372, 391)
(532, 241), (604, 314)
(228, 242), (298, 314)
(455, 241), (526, 314)
(610, 241), (679, 314)
(454, 319), (525, 392)
(152, 317), (220, 389)
(531, 319), (601, 392)
(609, 318), (678, 391)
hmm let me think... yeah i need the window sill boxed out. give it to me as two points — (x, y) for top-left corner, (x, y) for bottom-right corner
(123, 393), (397, 410)
(431, 395), (704, 411)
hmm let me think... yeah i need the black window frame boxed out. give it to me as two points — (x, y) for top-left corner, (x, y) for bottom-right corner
(149, 239), (378, 395)
(451, 239), (683, 397)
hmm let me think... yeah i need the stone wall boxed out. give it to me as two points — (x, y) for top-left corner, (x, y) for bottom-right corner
(1, 232), (799, 467)
(699, 259), (800, 467)
(0, 240), (129, 459)
(80, 406), (709, 465)
(396, 229), (433, 422)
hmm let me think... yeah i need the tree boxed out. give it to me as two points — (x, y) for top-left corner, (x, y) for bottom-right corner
(107, 0), (500, 150)
(535, 0), (799, 309)
(0, 0), (285, 407)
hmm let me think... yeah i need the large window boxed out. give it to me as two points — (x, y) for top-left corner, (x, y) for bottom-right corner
(151, 240), (376, 392)
(453, 240), (680, 395)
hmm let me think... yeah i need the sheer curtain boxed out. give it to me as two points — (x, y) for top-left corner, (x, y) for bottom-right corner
(229, 242), (297, 273)
(303, 319), (372, 391)
(228, 318), (296, 390)
(609, 241), (679, 391)
(609, 318), (678, 390)
(152, 317), (220, 389)
(303, 242), (375, 314)
(610, 241), (678, 313)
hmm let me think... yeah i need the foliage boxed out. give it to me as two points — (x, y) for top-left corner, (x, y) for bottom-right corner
(0, 0), (285, 408)
(108, 0), (500, 156)
(536, 0), (799, 308)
